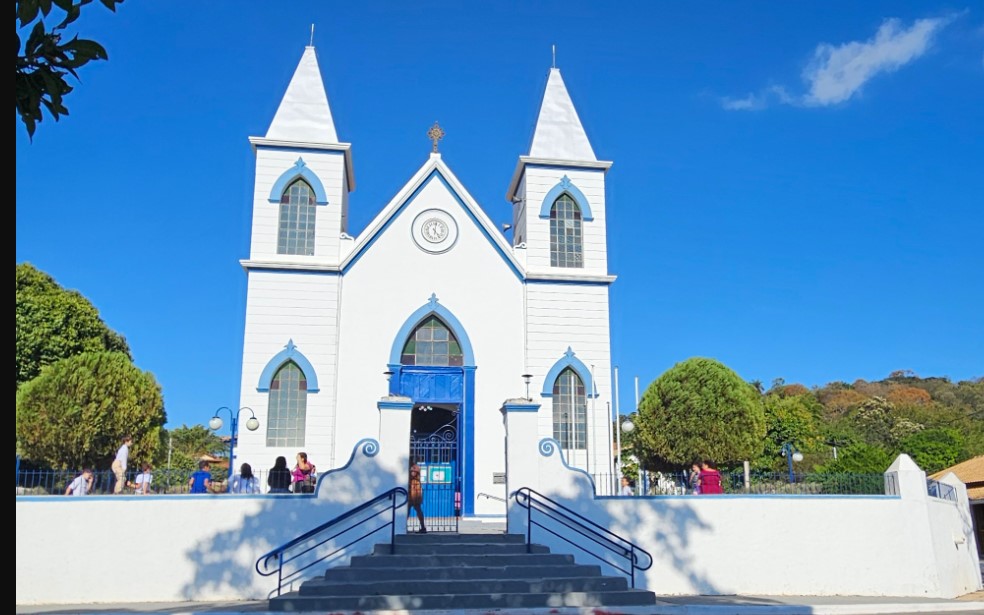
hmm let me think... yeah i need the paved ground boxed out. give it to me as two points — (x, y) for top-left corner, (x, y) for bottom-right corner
(14, 593), (984, 615)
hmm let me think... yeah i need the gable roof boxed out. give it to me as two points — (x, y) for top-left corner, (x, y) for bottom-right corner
(266, 46), (339, 144)
(931, 455), (984, 500)
(341, 154), (523, 278)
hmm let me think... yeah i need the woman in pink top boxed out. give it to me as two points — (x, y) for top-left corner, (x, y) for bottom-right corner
(698, 461), (723, 495)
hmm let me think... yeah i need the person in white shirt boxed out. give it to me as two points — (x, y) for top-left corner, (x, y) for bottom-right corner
(230, 462), (259, 494)
(619, 476), (635, 496)
(111, 435), (132, 494)
(65, 468), (94, 496)
(133, 462), (153, 495)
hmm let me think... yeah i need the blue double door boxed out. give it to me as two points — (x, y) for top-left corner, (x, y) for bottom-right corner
(396, 366), (465, 533)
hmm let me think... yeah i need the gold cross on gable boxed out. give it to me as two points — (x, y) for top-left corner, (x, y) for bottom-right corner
(427, 121), (445, 153)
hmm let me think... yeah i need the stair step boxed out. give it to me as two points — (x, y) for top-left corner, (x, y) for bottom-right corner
(373, 542), (548, 555)
(300, 575), (629, 596)
(394, 532), (525, 544)
(270, 589), (657, 611)
(324, 564), (604, 582)
(350, 552), (575, 568)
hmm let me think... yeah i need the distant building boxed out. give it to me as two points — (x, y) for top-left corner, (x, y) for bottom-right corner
(931, 455), (984, 560)
(234, 46), (616, 519)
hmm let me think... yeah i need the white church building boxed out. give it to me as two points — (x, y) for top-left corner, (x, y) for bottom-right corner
(234, 46), (616, 520)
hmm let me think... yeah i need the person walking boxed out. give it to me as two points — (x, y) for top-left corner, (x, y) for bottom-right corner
(111, 435), (133, 494)
(408, 457), (427, 533)
(689, 462), (702, 495)
(619, 476), (635, 496)
(267, 456), (291, 493)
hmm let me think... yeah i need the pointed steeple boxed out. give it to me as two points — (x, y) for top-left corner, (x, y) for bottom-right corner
(528, 68), (596, 161)
(266, 46), (338, 143)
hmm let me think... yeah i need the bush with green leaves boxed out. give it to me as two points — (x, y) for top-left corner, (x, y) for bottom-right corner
(16, 351), (165, 469)
(634, 357), (766, 470)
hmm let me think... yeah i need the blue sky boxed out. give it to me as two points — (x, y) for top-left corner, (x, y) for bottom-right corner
(16, 2), (984, 432)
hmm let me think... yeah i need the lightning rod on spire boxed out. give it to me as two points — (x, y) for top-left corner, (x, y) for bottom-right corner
(552, 44), (556, 68)
(309, 24), (315, 47)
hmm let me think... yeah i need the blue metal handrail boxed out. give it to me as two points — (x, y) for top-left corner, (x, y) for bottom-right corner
(512, 487), (653, 588)
(255, 487), (408, 596)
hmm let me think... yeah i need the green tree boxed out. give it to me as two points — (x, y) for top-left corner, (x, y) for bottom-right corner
(154, 424), (226, 471)
(16, 262), (130, 387)
(16, 0), (124, 138)
(16, 351), (165, 469)
(900, 428), (965, 474)
(634, 358), (766, 470)
(756, 391), (823, 470)
(815, 442), (893, 474)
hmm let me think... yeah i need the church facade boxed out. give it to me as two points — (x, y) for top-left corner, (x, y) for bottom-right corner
(235, 46), (616, 518)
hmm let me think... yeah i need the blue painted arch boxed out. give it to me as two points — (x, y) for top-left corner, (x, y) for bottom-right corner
(388, 294), (476, 366)
(541, 347), (599, 398)
(538, 175), (594, 222)
(268, 158), (329, 205)
(256, 340), (320, 393)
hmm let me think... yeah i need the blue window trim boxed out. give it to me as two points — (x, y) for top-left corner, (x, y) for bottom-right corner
(541, 347), (598, 398)
(256, 339), (320, 393)
(538, 175), (593, 221)
(388, 293), (476, 366)
(268, 158), (329, 205)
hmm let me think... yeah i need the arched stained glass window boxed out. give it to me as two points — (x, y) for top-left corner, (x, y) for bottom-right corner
(401, 316), (463, 366)
(549, 194), (583, 268)
(277, 179), (316, 255)
(552, 368), (587, 450)
(266, 361), (307, 446)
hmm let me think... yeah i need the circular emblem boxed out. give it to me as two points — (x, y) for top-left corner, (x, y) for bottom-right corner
(411, 209), (458, 254)
(421, 218), (449, 243)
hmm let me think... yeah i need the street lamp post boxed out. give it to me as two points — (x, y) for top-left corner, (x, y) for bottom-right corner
(780, 442), (804, 484)
(521, 374), (533, 401)
(209, 407), (260, 481)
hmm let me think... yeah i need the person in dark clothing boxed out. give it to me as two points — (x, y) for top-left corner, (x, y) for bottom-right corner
(408, 457), (427, 533)
(268, 456), (292, 494)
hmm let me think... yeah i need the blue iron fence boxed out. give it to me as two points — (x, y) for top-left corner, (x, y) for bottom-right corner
(926, 478), (957, 502)
(15, 467), (310, 495)
(593, 470), (893, 496)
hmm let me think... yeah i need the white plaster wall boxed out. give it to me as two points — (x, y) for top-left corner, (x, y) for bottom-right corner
(505, 443), (984, 599)
(236, 270), (339, 471)
(15, 442), (405, 605)
(924, 473), (982, 597)
(527, 283), (613, 477)
(521, 166), (607, 275)
(336, 172), (524, 516)
(250, 148), (347, 264)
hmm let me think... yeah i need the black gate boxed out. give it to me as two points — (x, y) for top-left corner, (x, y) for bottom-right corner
(409, 407), (460, 533)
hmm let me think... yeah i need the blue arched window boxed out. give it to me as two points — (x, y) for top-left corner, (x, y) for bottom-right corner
(266, 361), (307, 446)
(552, 368), (587, 450)
(277, 179), (316, 255)
(401, 316), (463, 366)
(550, 194), (583, 268)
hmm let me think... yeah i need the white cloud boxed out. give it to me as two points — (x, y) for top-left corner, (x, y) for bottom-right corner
(802, 17), (951, 106)
(721, 16), (953, 111)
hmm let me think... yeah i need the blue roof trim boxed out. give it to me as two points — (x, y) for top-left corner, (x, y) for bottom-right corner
(541, 347), (599, 398)
(538, 175), (594, 221)
(268, 158), (329, 205)
(388, 293), (475, 366)
(525, 278), (613, 287)
(343, 169), (523, 280)
(502, 403), (541, 413)
(537, 437), (597, 492)
(378, 399), (414, 411)
(256, 339), (320, 393)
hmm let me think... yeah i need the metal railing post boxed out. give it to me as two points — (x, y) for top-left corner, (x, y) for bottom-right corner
(526, 494), (532, 553)
(390, 491), (397, 554)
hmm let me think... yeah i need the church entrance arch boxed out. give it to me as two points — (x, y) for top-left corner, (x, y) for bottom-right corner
(389, 298), (476, 532)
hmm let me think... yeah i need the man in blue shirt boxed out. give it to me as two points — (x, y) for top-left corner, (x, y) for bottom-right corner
(188, 461), (212, 494)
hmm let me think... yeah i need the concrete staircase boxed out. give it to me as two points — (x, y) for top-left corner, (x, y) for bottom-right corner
(269, 532), (657, 611)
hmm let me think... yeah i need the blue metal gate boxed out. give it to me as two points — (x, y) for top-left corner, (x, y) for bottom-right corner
(409, 419), (460, 533)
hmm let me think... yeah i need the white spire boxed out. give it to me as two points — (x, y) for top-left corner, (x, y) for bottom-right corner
(266, 46), (338, 144)
(528, 68), (596, 161)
